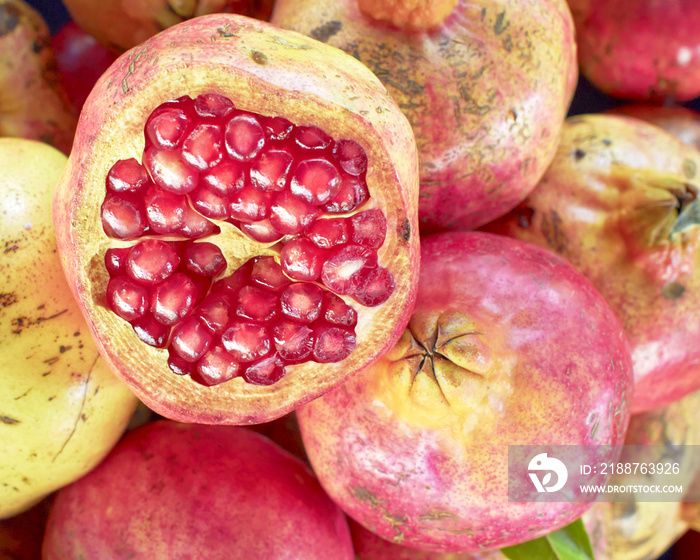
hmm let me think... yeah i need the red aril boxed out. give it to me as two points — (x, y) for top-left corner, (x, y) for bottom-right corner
(53, 14), (419, 425)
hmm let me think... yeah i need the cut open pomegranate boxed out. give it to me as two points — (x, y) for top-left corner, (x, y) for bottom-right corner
(53, 14), (419, 425)
(101, 93), (399, 388)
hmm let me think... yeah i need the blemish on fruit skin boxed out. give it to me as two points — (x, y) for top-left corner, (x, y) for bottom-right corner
(662, 281), (686, 300)
(399, 220), (411, 242)
(1, 415), (20, 425)
(0, 3), (20, 37)
(311, 21), (343, 43)
(52, 356), (96, 462)
(0, 291), (18, 308)
(251, 50), (268, 65)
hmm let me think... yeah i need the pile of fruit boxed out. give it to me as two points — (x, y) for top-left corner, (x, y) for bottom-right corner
(2, 0), (700, 558)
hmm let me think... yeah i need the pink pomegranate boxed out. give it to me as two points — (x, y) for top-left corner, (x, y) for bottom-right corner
(42, 420), (355, 559)
(568, 0), (700, 102)
(271, 0), (578, 232)
(484, 113), (700, 413)
(296, 231), (633, 553)
(52, 14), (420, 425)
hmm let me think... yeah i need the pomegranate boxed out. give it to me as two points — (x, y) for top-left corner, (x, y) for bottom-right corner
(568, 0), (700, 102)
(608, 104), (700, 152)
(0, 138), (137, 519)
(249, 411), (308, 462)
(271, 0), (578, 232)
(0, 0), (77, 154)
(0, 496), (52, 560)
(675, 530), (700, 559)
(50, 21), (120, 112)
(296, 231), (633, 553)
(53, 14), (419, 425)
(483, 113), (700, 413)
(591, 388), (700, 560)
(42, 420), (355, 559)
(62, 0), (276, 52)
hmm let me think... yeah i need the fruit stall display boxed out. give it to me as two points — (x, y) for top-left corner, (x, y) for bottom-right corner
(2, 0), (699, 558)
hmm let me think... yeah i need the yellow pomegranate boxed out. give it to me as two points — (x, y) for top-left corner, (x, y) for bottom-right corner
(0, 138), (138, 519)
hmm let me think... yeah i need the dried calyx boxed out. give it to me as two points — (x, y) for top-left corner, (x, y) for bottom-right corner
(102, 93), (395, 387)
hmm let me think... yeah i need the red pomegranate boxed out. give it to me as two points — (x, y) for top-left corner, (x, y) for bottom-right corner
(42, 421), (355, 559)
(50, 21), (120, 112)
(271, 0), (578, 232)
(568, 0), (700, 102)
(296, 231), (633, 553)
(52, 14), (420, 425)
(484, 113), (700, 413)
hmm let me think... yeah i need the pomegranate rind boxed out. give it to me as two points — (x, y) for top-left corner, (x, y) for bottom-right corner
(484, 114), (700, 413)
(53, 14), (419, 425)
(297, 232), (633, 553)
(42, 421), (355, 559)
(271, 0), (578, 232)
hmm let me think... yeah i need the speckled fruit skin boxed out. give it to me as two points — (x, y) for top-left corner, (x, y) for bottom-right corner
(484, 114), (700, 413)
(42, 421), (355, 560)
(52, 13), (420, 426)
(62, 0), (276, 52)
(0, 0), (77, 154)
(568, 0), (700, 102)
(297, 231), (633, 554)
(0, 138), (137, 520)
(271, 0), (578, 232)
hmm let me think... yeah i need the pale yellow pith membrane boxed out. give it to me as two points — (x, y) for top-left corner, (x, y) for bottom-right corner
(368, 307), (516, 440)
(357, 0), (459, 30)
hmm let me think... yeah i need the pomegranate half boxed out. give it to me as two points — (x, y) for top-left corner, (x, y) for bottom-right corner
(297, 231), (633, 553)
(53, 14), (420, 425)
(42, 421), (355, 559)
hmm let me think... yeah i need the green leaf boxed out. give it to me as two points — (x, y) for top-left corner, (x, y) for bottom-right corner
(500, 518), (594, 560)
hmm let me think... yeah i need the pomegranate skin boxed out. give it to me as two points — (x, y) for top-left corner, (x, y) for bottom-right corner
(62, 0), (276, 52)
(42, 421), (354, 560)
(484, 114), (700, 413)
(608, 104), (700, 152)
(297, 231), (633, 553)
(569, 0), (700, 102)
(52, 14), (419, 425)
(271, 0), (578, 232)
